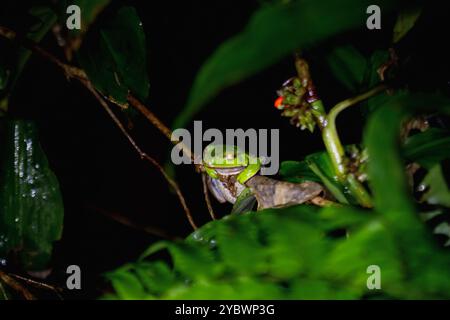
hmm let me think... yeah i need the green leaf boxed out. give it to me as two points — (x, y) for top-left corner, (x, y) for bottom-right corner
(105, 268), (148, 299)
(216, 214), (267, 273)
(363, 50), (391, 116)
(0, 120), (64, 270)
(325, 219), (405, 298)
(421, 164), (450, 207)
(305, 152), (349, 204)
(325, 45), (368, 92)
(365, 93), (450, 219)
(402, 128), (450, 169)
(167, 241), (221, 279)
(2, 6), (56, 98)
(174, 0), (401, 129)
(78, 6), (149, 104)
(134, 261), (175, 295)
(279, 160), (321, 183)
(260, 212), (327, 278)
(392, 5), (422, 43)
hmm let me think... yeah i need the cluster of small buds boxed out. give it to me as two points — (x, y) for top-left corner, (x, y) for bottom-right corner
(274, 77), (317, 132)
(346, 145), (369, 182)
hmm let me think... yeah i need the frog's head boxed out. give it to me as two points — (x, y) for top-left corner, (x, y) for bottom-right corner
(203, 144), (248, 169)
(203, 144), (261, 184)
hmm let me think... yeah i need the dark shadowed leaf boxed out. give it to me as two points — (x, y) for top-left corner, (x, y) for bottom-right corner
(1, 6), (56, 99)
(325, 45), (368, 92)
(392, 5), (422, 43)
(78, 6), (149, 104)
(402, 128), (450, 169)
(279, 160), (321, 183)
(0, 120), (64, 270)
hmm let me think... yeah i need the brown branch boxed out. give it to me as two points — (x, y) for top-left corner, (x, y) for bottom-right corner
(0, 25), (198, 230)
(87, 205), (179, 240)
(0, 270), (36, 300)
(8, 273), (63, 300)
(202, 174), (218, 220)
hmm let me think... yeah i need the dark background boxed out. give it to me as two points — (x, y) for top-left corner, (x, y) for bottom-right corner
(2, 0), (450, 298)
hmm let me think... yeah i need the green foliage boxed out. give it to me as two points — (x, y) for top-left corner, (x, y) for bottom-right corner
(106, 92), (450, 300)
(78, 6), (149, 104)
(421, 164), (450, 208)
(0, 6), (56, 103)
(402, 128), (450, 169)
(325, 45), (368, 93)
(173, 0), (402, 129)
(392, 5), (423, 43)
(0, 120), (64, 270)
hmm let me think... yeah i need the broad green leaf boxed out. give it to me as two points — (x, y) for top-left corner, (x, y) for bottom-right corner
(260, 212), (327, 278)
(0, 120), (64, 270)
(78, 6), (149, 104)
(325, 45), (368, 92)
(134, 261), (175, 295)
(305, 152), (349, 204)
(363, 50), (391, 116)
(167, 241), (221, 279)
(392, 5), (422, 43)
(174, 0), (402, 129)
(421, 164), (450, 207)
(279, 160), (321, 183)
(290, 278), (359, 299)
(216, 214), (267, 273)
(402, 128), (450, 169)
(325, 219), (405, 298)
(105, 269), (148, 300)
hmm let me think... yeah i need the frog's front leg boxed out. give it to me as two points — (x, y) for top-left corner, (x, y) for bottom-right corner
(236, 161), (261, 184)
(206, 174), (227, 203)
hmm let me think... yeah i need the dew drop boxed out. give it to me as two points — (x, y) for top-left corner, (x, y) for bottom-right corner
(417, 184), (427, 192)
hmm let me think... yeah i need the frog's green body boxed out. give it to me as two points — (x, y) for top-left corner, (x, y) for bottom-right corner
(202, 144), (261, 184)
(202, 144), (261, 204)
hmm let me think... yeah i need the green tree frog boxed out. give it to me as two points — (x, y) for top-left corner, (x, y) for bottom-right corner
(202, 144), (261, 204)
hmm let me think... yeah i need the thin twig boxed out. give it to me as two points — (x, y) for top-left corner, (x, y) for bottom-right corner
(202, 174), (218, 220)
(87, 85), (198, 230)
(87, 205), (179, 240)
(0, 270), (35, 300)
(8, 273), (63, 300)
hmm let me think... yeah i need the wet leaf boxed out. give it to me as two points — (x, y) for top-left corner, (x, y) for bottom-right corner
(0, 120), (64, 270)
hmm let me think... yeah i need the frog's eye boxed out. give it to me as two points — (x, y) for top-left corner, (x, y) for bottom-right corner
(274, 96), (284, 109)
